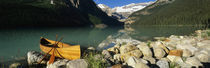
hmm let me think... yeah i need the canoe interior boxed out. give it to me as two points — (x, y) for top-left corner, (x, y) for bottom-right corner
(40, 37), (81, 60)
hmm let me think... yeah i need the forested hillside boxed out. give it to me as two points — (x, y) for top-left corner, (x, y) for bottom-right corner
(0, 0), (123, 28)
(129, 0), (210, 26)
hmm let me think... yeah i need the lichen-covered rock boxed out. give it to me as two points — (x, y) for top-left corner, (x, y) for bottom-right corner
(126, 56), (139, 67)
(182, 49), (192, 57)
(120, 45), (138, 54)
(27, 51), (46, 65)
(151, 41), (169, 53)
(156, 60), (169, 68)
(87, 47), (95, 51)
(137, 43), (153, 57)
(114, 43), (121, 49)
(134, 62), (149, 68)
(139, 58), (149, 64)
(47, 59), (69, 68)
(185, 57), (203, 67)
(99, 29), (210, 68)
(167, 55), (184, 65)
(195, 53), (209, 62)
(159, 58), (170, 62)
(113, 54), (122, 62)
(143, 56), (156, 64)
(102, 50), (112, 59)
(176, 45), (198, 55)
(126, 56), (148, 68)
(154, 47), (166, 59)
(129, 50), (142, 58)
(66, 59), (88, 68)
(111, 64), (123, 68)
(107, 47), (120, 54)
(9, 62), (22, 68)
(121, 50), (143, 61)
(197, 40), (210, 47)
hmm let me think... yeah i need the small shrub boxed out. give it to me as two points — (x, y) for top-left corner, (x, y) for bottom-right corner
(83, 51), (108, 68)
(169, 62), (180, 68)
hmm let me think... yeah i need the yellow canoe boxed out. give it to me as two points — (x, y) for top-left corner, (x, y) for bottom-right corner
(40, 37), (81, 60)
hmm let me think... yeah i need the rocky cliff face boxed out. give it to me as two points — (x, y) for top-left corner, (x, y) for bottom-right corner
(67, 0), (124, 26)
(69, 0), (80, 8)
(97, 4), (113, 16)
(97, 4), (125, 20)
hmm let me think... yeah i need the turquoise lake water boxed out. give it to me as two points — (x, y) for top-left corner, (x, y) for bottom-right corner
(0, 26), (206, 62)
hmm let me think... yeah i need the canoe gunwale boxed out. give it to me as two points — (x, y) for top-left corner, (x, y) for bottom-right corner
(40, 37), (81, 60)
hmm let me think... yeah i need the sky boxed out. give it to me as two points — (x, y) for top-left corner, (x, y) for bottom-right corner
(94, 0), (155, 8)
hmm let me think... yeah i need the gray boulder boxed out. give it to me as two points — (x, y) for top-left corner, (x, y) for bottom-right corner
(66, 59), (88, 68)
(154, 47), (166, 59)
(102, 50), (112, 59)
(137, 43), (153, 57)
(156, 60), (169, 68)
(167, 55), (184, 65)
(195, 53), (209, 63)
(126, 56), (148, 68)
(120, 44), (138, 54)
(182, 49), (192, 57)
(134, 62), (149, 68)
(87, 47), (95, 51)
(113, 54), (122, 62)
(9, 62), (21, 68)
(143, 56), (156, 64)
(185, 57), (203, 67)
(47, 59), (69, 68)
(27, 51), (46, 65)
(126, 56), (140, 67)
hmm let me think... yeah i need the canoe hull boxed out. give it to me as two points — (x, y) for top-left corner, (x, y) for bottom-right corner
(40, 38), (81, 60)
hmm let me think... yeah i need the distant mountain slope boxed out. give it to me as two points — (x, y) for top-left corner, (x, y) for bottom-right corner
(128, 0), (210, 26)
(0, 0), (123, 28)
(97, 2), (154, 20)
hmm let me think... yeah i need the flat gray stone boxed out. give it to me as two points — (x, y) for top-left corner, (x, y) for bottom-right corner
(156, 60), (169, 68)
(27, 51), (46, 65)
(66, 59), (88, 68)
(47, 59), (69, 68)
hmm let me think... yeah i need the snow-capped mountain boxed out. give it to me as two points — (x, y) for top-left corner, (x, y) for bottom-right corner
(97, 1), (154, 20)
(98, 4), (109, 9)
(97, 4), (113, 16)
(113, 1), (154, 13)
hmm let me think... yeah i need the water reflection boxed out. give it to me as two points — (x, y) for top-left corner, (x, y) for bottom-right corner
(130, 26), (207, 41)
(0, 25), (207, 62)
(0, 27), (122, 61)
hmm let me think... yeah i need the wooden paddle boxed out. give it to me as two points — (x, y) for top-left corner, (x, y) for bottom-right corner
(38, 35), (64, 64)
(48, 36), (63, 64)
(48, 48), (55, 64)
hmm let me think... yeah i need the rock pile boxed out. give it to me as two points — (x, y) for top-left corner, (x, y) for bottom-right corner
(24, 30), (210, 68)
(27, 51), (88, 68)
(101, 30), (210, 68)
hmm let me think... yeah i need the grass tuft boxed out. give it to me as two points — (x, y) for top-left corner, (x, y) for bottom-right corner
(83, 51), (108, 68)
(169, 62), (180, 68)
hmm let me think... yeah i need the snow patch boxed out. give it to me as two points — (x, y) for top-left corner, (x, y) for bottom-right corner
(98, 4), (106, 8)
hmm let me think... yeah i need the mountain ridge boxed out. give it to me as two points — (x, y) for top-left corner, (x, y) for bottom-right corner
(0, 0), (123, 28)
(128, 0), (210, 26)
(97, 1), (154, 20)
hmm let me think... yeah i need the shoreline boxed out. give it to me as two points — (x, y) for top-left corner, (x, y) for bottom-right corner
(1, 29), (210, 68)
